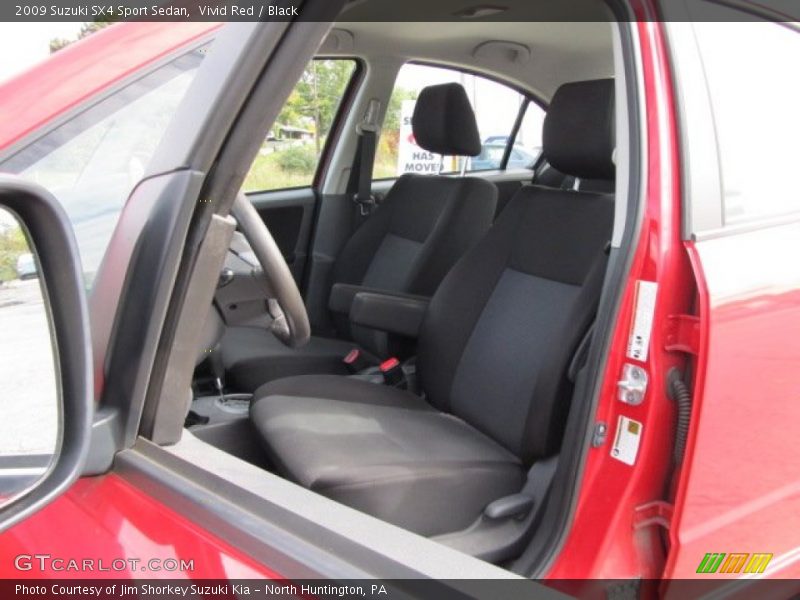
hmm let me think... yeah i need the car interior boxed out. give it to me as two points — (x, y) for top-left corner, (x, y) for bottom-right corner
(184, 8), (624, 567)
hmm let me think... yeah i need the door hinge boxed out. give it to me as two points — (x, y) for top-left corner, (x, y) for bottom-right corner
(634, 500), (674, 530)
(664, 314), (700, 355)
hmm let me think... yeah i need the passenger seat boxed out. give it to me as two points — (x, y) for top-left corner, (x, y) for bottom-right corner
(249, 77), (617, 538)
(222, 83), (497, 391)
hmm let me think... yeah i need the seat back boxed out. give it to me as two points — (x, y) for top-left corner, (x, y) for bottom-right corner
(417, 79), (616, 464)
(331, 83), (498, 302)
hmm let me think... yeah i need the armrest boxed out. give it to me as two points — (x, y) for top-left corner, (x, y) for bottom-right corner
(328, 282), (367, 315)
(329, 282), (422, 315)
(349, 291), (430, 339)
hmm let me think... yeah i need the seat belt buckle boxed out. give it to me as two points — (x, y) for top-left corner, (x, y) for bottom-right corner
(343, 348), (369, 374)
(379, 357), (406, 388)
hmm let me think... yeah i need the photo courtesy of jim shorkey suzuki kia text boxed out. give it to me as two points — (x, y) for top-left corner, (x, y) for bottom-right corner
(15, 583), (388, 597)
(22, 4), (301, 18)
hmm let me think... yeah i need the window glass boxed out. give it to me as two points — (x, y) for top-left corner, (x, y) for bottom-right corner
(242, 59), (358, 193)
(0, 208), (60, 500)
(693, 21), (800, 224)
(374, 63), (544, 178)
(2, 44), (208, 286)
(515, 101), (545, 166)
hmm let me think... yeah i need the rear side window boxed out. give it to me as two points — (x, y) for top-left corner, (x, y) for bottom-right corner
(1, 44), (208, 286)
(374, 63), (544, 178)
(693, 20), (800, 225)
(242, 59), (358, 193)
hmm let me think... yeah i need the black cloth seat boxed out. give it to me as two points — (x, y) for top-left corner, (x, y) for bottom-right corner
(251, 78), (616, 536)
(221, 327), (357, 392)
(224, 83), (497, 392)
(251, 375), (524, 536)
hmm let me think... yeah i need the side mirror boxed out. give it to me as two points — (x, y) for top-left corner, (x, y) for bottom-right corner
(0, 175), (92, 532)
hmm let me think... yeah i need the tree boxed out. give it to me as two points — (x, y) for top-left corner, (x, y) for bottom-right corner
(372, 86), (418, 176)
(0, 225), (29, 282)
(276, 60), (356, 153)
(384, 86), (418, 133)
(50, 21), (113, 54)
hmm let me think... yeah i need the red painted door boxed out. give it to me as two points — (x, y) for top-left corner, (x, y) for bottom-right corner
(0, 475), (279, 580)
(667, 228), (800, 580)
(663, 13), (800, 583)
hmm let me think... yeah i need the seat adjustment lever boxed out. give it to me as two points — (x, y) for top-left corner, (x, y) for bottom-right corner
(484, 493), (534, 520)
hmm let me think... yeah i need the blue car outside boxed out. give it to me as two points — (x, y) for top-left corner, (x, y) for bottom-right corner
(470, 143), (539, 171)
(16, 253), (38, 280)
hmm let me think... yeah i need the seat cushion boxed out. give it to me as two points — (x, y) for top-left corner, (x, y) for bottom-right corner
(251, 375), (524, 536)
(222, 327), (357, 392)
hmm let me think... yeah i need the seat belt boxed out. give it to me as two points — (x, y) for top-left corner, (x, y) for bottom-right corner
(348, 98), (381, 217)
(531, 152), (549, 184)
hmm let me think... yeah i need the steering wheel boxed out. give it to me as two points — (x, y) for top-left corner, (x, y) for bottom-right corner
(231, 193), (310, 348)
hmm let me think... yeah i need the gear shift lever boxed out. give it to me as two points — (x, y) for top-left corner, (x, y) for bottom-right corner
(208, 345), (226, 403)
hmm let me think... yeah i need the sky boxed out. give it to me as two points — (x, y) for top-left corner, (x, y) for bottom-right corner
(0, 22), (84, 83)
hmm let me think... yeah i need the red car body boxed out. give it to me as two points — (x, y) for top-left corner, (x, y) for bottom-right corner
(0, 8), (798, 590)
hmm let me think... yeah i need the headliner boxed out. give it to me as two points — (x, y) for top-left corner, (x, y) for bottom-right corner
(329, 0), (615, 99)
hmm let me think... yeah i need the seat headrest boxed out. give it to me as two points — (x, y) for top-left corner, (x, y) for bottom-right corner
(411, 83), (482, 157)
(542, 78), (615, 181)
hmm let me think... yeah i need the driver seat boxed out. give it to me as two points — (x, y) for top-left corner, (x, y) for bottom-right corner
(250, 79), (616, 536)
(222, 83), (497, 392)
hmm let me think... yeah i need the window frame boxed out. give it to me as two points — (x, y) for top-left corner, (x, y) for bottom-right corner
(0, 49), (207, 175)
(0, 35), (215, 168)
(241, 56), (365, 195)
(371, 60), (547, 181)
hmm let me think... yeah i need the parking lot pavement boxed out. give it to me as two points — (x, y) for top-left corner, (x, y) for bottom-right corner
(0, 278), (59, 456)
